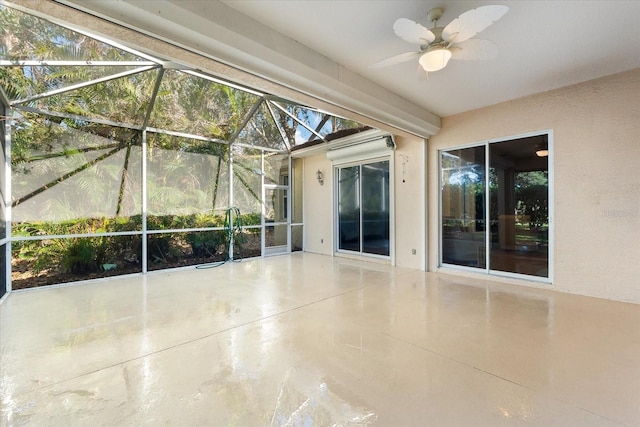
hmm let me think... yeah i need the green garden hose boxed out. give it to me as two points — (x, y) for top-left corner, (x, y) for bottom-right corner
(196, 206), (243, 269)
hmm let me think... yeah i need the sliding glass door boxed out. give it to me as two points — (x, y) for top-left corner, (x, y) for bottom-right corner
(440, 134), (550, 279)
(337, 160), (390, 257)
(441, 146), (486, 268)
(489, 137), (549, 277)
(338, 165), (360, 252)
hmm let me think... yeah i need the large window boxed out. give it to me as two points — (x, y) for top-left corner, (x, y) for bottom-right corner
(440, 134), (551, 280)
(337, 160), (390, 257)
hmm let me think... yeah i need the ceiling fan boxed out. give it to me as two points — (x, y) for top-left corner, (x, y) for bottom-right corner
(371, 5), (509, 74)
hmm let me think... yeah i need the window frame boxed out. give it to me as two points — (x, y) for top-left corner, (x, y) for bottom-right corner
(438, 130), (554, 283)
(333, 156), (393, 261)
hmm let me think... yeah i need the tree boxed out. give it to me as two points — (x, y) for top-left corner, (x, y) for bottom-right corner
(515, 171), (548, 230)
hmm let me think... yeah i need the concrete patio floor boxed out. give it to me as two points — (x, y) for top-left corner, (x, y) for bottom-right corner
(1, 253), (638, 426)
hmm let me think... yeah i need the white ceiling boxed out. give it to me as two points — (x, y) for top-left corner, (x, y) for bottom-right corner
(220, 0), (640, 117)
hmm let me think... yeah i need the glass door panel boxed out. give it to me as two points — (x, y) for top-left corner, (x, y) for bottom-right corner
(290, 158), (303, 252)
(291, 158), (303, 224)
(489, 136), (549, 277)
(291, 224), (303, 252)
(264, 187), (288, 255)
(265, 188), (288, 223)
(338, 166), (360, 252)
(362, 161), (390, 256)
(265, 224), (288, 253)
(441, 147), (486, 268)
(337, 161), (390, 257)
(0, 246), (6, 298)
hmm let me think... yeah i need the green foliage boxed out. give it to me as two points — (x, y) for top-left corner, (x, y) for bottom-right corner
(12, 215), (143, 237)
(13, 239), (60, 274)
(148, 69), (260, 139)
(61, 238), (97, 274)
(515, 171), (549, 230)
(240, 212), (261, 226)
(1, 5), (141, 62)
(146, 212), (226, 231)
(147, 233), (173, 264)
(515, 184), (549, 230)
(14, 235), (110, 275)
(185, 230), (227, 258)
(13, 210), (263, 275)
(515, 170), (548, 188)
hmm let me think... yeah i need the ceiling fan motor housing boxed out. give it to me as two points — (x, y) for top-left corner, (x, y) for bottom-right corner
(426, 7), (443, 24)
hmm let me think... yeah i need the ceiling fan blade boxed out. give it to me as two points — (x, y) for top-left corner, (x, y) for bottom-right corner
(450, 39), (499, 61)
(442, 5), (508, 44)
(393, 18), (436, 45)
(369, 51), (420, 69)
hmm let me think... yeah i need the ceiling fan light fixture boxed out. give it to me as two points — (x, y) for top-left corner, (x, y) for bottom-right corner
(419, 47), (452, 72)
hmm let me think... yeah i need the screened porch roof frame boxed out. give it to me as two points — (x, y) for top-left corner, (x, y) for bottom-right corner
(0, 55), (362, 153)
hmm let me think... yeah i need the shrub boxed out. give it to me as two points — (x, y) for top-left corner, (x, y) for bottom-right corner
(61, 238), (97, 274)
(185, 230), (227, 258)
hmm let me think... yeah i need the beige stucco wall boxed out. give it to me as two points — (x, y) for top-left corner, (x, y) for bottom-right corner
(428, 68), (640, 303)
(303, 153), (333, 255)
(393, 136), (426, 270)
(302, 135), (426, 270)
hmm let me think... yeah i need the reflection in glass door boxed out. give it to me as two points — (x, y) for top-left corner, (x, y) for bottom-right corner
(338, 166), (360, 252)
(362, 161), (390, 255)
(489, 137), (549, 277)
(441, 147), (486, 268)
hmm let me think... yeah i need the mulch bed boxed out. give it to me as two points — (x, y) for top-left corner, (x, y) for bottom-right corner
(11, 249), (261, 290)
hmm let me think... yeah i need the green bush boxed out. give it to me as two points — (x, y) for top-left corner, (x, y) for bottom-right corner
(147, 233), (175, 264)
(61, 238), (97, 274)
(12, 210), (262, 271)
(185, 230), (227, 257)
